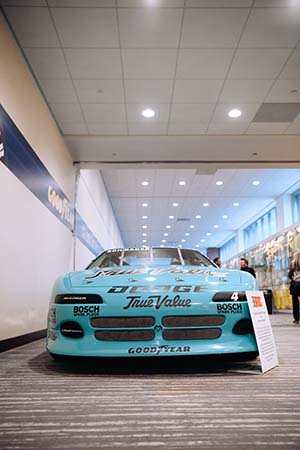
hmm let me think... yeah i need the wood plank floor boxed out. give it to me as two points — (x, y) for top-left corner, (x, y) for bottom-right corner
(0, 312), (300, 450)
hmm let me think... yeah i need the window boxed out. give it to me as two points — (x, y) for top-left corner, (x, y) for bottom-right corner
(220, 237), (236, 261)
(292, 189), (300, 224)
(244, 208), (277, 249)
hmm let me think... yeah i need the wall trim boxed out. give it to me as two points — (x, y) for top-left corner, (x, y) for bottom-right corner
(0, 329), (47, 353)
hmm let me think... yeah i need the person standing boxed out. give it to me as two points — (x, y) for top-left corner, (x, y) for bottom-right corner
(288, 252), (300, 325)
(213, 257), (221, 268)
(240, 257), (256, 278)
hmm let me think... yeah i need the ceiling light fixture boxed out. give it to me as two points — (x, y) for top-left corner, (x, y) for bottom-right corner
(228, 108), (241, 118)
(142, 215), (148, 219)
(252, 180), (260, 186)
(142, 203), (148, 207)
(142, 225), (147, 229)
(172, 203), (179, 207)
(233, 202), (239, 207)
(141, 181), (149, 186)
(203, 202), (209, 207)
(213, 224), (219, 229)
(195, 215), (201, 219)
(142, 108), (155, 118)
(162, 239), (166, 243)
(222, 215), (228, 219)
(190, 225), (195, 229)
(169, 215), (174, 219)
(196, 244), (200, 248)
(142, 233), (147, 236)
(185, 232), (190, 236)
(179, 181), (186, 186)
(164, 233), (168, 236)
(216, 181), (223, 186)
(142, 240), (147, 243)
(206, 232), (211, 236)
(200, 239), (205, 243)
(181, 239), (186, 242)
(166, 225), (171, 229)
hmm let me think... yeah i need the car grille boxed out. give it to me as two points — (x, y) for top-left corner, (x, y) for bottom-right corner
(162, 315), (224, 327)
(95, 330), (154, 341)
(163, 328), (221, 340)
(91, 317), (154, 328)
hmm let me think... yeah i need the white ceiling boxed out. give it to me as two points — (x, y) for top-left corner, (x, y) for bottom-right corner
(2, 1), (300, 250)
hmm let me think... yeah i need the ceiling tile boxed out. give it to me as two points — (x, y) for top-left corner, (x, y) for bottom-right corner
(176, 49), (234, 79)
(228, 49), (291, 79)
(168, 123), (207, 135)
(118, 8), (182, 48)
(285, 121), (300, 134)
(126, 103), (170, 122)
(51, 8), (119, 47)
(125, 80), (173, 103)
(239, 7), (300, 48)
(220, 79), (274, 103)
(49, 103), (85, 123)
(187, 0), (252, 5)
(122, 49), (177, 79)
(180, 9), (249, 48)
(82, 104), (126, 123)
(252, 103), (300, 122)
(64, 49), (122, 79)
(117, 0), (184, 5)
(207, 122), (249, 134)
(128, 123), (168, 135)
(74, 80), (124, 103)
(254, 1), (298, 6)
(211, 103), (260, 122)
(3, 7), (59, 47)
(87, 123), (127, 135)
(23, 48), (70, 79)
(2, 1), (47, 6)
(59, 122), (88, 134)
(49, 1), (115, 5)
(170, 103), (215, 123)
(265, 80), (300, 102)
(246, 122), (289, 134)
(173, 80), (224, 103)
(279, 49), (300, 80)
(38, 79), (78, 103)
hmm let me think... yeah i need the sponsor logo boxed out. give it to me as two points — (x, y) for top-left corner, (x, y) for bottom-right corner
(48, 185), (74, 228)
(108, 285), (204, 294)
(217, 303), (242, 313)
(123, 295), (191, 310)
(86, 268), (227, 279)
(251, 296), (263, 308)
(128, 345), (191, 355)
(73, 305), (100, 316)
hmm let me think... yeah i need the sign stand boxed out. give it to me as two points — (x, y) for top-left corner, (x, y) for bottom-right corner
(246, 291), (279, 373)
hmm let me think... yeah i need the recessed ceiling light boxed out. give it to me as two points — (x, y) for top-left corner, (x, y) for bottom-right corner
(178, 244), (182, 248)
(142, 225), (147, 229)
(179, 181), (186, 186)
(196, 215), (201, 219)
(213, 224), (219, 228)
(203, 202), (209, 207)
(200, 239), (205, 243)
(141, 181), (149, 186)
(185, 232), (190, 236)
(216, 181), (223, 186)
(222, 215), (228, 219)
(142, 233), (147, 236)
(142, 240), (147, 243)
(181, 239), (186, 242)
(206, 232), (211, 236)
(228, 108), (241, 118)
(164, 233), (168, 236)
(190, 225), (195, 229)
(233, 202), (239, 207)
(142, 215), (148, 219)
(172, 203), (179, 207)
(252, 180), (260, 186)
(162, 239), (166, 243)
(142, 108), (155, 118)
(166, 225), (171, 229)
(160, 244), (165, 247)
(196, 244), (200, 248)
(142, 203), (148, 207)
(169, 215), (174, 219)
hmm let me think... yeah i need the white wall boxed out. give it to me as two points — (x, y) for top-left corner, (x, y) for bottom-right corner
(0, 13), (76, 340)
(75, 169), (123, 269)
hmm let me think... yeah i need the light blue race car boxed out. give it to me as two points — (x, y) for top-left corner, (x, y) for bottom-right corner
(46, 247), (258, 360)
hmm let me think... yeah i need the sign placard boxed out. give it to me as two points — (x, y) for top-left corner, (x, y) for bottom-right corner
(246, 291), (278, 373)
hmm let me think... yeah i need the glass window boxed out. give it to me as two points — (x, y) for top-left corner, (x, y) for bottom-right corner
(220, 237), (236, 261)
(244, 208), (277, 249)
(292, 189), (300, 224)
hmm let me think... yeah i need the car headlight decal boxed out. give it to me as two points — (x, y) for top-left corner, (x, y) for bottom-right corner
(55, 294), (103, 304)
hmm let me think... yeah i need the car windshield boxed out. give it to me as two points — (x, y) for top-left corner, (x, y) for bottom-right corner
(88, 248), (212, 268)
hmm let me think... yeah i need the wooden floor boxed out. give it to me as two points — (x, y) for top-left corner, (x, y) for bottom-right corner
(0, 312), (300, 450)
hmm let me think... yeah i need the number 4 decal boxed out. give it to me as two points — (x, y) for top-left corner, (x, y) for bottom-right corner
(231, 292), (239, 301)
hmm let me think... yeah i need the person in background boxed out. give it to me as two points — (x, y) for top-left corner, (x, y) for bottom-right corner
(240, 257), (256, 278)
(213, 257), (221, 268)
(288, 251), (300, 325)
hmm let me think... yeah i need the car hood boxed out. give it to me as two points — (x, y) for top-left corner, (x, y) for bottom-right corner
(67, 265), (252, 289)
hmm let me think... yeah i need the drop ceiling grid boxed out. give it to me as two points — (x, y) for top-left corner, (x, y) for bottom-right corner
(3, 2), (300, 136)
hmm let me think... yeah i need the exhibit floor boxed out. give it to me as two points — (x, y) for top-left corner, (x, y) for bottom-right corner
(0, 312), (299, 450)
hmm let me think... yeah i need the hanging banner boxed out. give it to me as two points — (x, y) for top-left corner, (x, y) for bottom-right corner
(0, 103), (103, 256)
(246, 291), (279, 373)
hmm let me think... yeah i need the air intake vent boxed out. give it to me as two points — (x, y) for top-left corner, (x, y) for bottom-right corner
(177, 218), (190, 222)
(253, 103), (300, 123)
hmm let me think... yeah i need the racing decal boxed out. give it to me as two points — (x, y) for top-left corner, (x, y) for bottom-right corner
(123, 295), (191, 310)
(213, 291), (247, 302)
(107, 247), (149, 253)
(217, 303), (243, 313)
(108, 285), (204, 294)
(128, 345), (191, 355)
(73, 305), (100, 317)
(55, 294), (103, 304)
(86, 267), (228, 279)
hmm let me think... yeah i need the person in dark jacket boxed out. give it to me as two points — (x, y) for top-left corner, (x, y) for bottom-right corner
(240, 257), (256, 278)
(213, 257), (221, 268)
(288, 252), (300, 325)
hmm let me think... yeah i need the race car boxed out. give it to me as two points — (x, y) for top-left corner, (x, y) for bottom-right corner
(46, 247), (258, 360)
